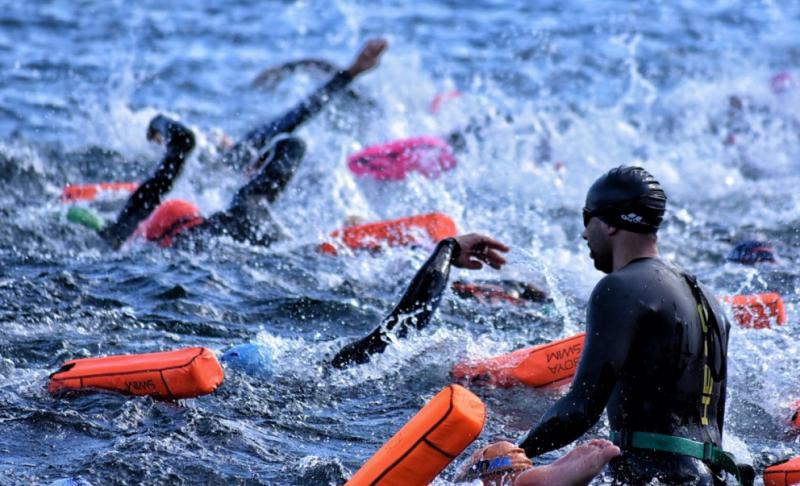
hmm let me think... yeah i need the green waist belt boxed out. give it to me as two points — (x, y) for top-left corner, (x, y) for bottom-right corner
(610, 430), (742, 485)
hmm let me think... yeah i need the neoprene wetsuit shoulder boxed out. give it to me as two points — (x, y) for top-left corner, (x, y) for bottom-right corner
(98, 116), (196, 249)
(518, 258), (730, 484)
(222, 71), (355, 170)
(331, 238), (460, 368)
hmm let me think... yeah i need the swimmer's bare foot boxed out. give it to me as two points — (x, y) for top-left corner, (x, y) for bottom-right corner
(513, 439), (620, 486)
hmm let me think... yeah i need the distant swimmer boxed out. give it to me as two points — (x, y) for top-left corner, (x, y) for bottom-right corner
(455, 439), (620, 486)
(726, 239), (776, 264)
(331, 233), (509, 368)
(506, 166), (746, 485)
(83, 39), (388, 250)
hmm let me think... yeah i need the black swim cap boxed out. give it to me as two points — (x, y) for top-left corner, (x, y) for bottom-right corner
(584, 166), (667, 233)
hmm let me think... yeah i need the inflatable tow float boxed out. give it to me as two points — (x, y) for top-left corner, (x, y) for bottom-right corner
(764, 456), (800, 486)
(49, 347), (224, 399)
(347, 136), (457, 181)
(452, 333), (586, 388)
(61, 182), (138, 203)
(722, 293), (787, 329)
(346, 384), (485, 485)
(320, 213), (457, 255)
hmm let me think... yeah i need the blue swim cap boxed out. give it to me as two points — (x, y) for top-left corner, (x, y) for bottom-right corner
(726, 240), (775, 264)
(221, 343), (273, 379)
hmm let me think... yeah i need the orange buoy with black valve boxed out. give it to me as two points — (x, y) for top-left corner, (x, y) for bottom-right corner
(721, 293), (787, 329)
(452, 333), (586, 388)
(61, 182), (138, 203)
(346, 384), (485, 486)
(320, 213), (457, 255)
(764, 456), (800, 486)
(49, 347), (224, 399)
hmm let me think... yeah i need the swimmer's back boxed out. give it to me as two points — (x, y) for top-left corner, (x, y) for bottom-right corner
(593, 257), (727, 445)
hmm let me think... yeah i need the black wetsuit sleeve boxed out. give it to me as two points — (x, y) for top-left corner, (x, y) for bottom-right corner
(225, 71), (354, 166)
(518, 274), (638, 457)
(98, 116), (195, 249)
(330, 238), (461, 368)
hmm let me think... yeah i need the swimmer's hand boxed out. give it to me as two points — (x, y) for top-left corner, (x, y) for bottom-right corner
(453, 233), (510, 270)
(346, 38), (388, 78)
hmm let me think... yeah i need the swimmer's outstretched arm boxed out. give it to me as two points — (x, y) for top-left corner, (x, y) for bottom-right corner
(99, 115), (195, 249)
(225, 39), (388, 168)
(331, 233), (508, 368)
(518, 273), (636, 457)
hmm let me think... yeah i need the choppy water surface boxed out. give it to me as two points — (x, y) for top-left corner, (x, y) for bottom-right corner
(2, 1), (800, 484)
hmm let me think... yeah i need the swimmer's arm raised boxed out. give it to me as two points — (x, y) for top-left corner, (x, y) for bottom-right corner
(239, 38), (388, 151)
(330, 238), (459, 368)
(99, 116), (195, 249)
(518, 275), (636, 457)
(330, 233), (508, 368)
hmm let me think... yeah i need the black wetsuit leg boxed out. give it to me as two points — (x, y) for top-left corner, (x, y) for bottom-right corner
(98, 116), (195, 249)
(331, 238), (460, 368)
(222, 71), (354, 170)
(185, 137), (306, 246)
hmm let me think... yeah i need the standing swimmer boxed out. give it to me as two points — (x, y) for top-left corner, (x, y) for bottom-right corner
(504, 166), (743, 485)
(84, 39), (388, 249)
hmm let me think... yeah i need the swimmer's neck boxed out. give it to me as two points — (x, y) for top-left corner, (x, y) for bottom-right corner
(612, 233), (660, 272)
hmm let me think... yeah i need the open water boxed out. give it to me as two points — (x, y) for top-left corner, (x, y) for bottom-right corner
(2, 1), (800, 484)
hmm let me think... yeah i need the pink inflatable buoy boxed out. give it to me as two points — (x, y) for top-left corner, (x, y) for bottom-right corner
(771, 71), (793, 94)
(347, 136), (457, 181)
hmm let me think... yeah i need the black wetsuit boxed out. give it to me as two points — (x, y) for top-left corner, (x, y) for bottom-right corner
(518, 258), (731, 485)
(98, 71), (355, 249)
(331, 238), (459, 368)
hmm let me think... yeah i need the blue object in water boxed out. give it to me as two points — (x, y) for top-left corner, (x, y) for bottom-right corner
(48, 479), (93, 486)
(726, 240), (776, 264)
(221, 343), (273, 379)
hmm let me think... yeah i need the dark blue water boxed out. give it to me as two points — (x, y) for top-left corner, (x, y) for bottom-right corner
(2, 1), (800, 484)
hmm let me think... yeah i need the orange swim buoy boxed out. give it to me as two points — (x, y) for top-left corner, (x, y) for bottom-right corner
(721, 293), (787, 329)
(61, 182), (138, 203)
(320, 213), (457, 255)
(49, 347), (224, 399)
(452, 333), (586, 388)
(346, 384), (485, 486)
(764, 456), (800, 486)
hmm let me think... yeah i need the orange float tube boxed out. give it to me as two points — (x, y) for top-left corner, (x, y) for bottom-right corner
(49, 347), (224, 399)
(320, 213), (457, 255)
(764, 456), (800, 486)
(722, 293), (787, 329)
(61, 182), (138, 203)
(452, 333), (586, 388)
(346, 384), (485, 486)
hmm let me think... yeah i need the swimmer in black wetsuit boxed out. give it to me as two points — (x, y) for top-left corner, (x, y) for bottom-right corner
(331, 233), (510, 368)
(92, 39), (388, 250)
(508, 167), (745, 485)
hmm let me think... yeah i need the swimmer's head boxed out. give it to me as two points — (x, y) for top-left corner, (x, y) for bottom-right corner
(141, 199), (203, 247)
(726, 240), (776, 264)
(583, 166), (666, 234)
(455, 441), (531, 486)
(582, 166), (666, 273)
